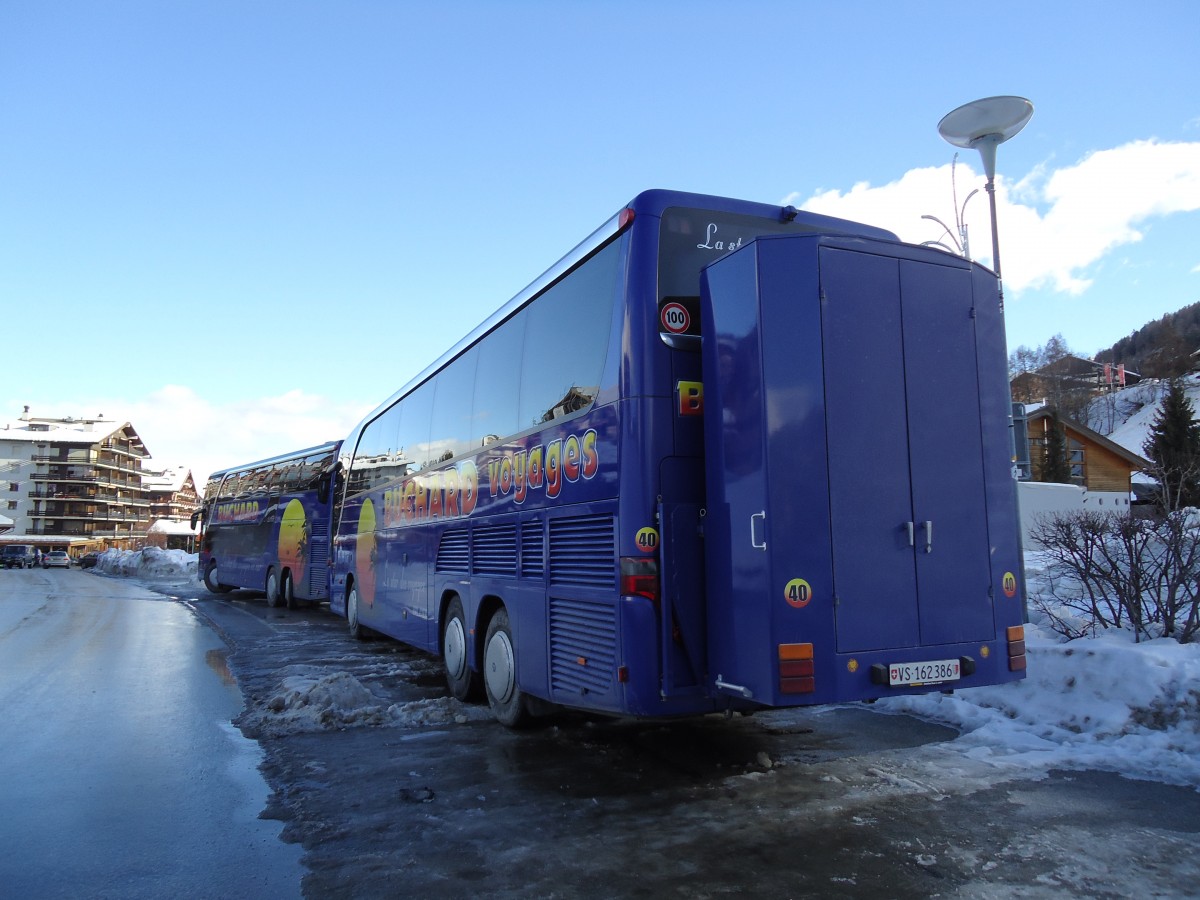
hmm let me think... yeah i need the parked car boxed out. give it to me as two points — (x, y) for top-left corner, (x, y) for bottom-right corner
(77, 552), (100, 569)
(2, 545), (37, 569)
(43, 550), (71, 569)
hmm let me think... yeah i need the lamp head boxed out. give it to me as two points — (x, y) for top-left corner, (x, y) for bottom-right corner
(938, 96), (1033, 181)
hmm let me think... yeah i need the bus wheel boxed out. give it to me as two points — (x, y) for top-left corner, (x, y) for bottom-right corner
(204, 562), (233, 595)
(265, 568), (282, 607)
(346, 584), (365, 640)
(443, 597), (482, 702)
(483, 608), (530, 728)
(283, 571), (298, 610)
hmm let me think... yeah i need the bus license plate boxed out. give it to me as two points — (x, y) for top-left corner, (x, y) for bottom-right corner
(888, 659), (961, 686)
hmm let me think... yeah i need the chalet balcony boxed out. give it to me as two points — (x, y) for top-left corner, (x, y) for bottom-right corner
(29, 509), (150, 523)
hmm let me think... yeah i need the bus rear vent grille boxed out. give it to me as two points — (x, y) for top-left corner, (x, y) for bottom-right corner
(472, 523), (517, 576)
(435, 528), (470, 574)
(549, 597), (616, 696)
(520, 520), (544, 577)
(308, 521), (330, 595)
(549, 515), (615, 589)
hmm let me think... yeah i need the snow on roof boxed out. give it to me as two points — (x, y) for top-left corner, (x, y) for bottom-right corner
(148, 518), (199, 535)
(142, 466), (193, 492)
(0, 414), (128, 446)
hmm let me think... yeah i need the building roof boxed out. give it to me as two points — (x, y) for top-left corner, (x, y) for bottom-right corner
(142, 466), (194, 492)
(0, 412), (148, 455)
(148, 518), (200, 535)
(1026, 406), (1152, 470)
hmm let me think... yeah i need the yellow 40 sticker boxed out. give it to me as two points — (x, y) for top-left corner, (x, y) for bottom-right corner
(785, 578), (812, 608)
(635, 527), (659, 553)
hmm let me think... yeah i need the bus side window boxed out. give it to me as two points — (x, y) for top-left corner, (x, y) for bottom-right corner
(519, 239), (620, 428)
(472, 309), (525, 447)
(429, 346), (479, 464)
(396, 384), (435, 473)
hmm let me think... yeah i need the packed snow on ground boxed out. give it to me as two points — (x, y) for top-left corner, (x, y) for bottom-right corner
(876, 550), (1200, 790)
(95, 546), (1200, 788)
(236, 666), (493, 739)
(92, 546), (198, 580)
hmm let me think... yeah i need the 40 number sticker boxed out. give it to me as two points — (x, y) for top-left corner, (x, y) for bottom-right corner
(660, 302), (690, 334)
(1002, 571), (1018, 598)
(635, 527), (659, 553)
(785, 578), (812, 608)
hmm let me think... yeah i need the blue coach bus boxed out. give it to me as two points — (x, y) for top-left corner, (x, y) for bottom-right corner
(330, 189), (1027, 726)
(198, 441), (341, 608)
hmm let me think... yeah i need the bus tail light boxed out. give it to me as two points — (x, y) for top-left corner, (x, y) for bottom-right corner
(620, 557), (659, 603)
(618, 207), (636, 229)
(779, 643), (815, 694)
(1007, 625), (1027, 672)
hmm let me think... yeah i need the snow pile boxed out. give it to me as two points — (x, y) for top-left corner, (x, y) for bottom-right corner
(878, 566), (1200, 789)
(238, 666), (491, 738)
(386, 697), (493, 728)
(93, 547), (197, 580)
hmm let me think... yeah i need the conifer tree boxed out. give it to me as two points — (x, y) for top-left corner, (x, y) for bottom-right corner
(1040, 412), (1073, 484)
(1143, 379), (1200, 510)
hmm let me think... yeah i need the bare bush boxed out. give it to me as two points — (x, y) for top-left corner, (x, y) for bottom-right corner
(1029, 509), (1200, 643)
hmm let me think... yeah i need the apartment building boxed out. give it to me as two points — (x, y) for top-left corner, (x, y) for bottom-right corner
(0, 408), (154, 552)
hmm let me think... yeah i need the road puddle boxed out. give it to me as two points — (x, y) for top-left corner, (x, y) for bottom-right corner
(206, 647), (237, 686)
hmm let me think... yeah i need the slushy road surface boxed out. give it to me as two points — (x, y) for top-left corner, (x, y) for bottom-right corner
(0, 568), (303, 899)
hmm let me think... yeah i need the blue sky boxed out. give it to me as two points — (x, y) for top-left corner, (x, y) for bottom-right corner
(2, 1), (1198, 483)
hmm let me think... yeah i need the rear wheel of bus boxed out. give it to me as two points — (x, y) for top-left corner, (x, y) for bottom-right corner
(443, 596), (482, 702)
(282, 571), (298, 610)
(483, 607), (530, 727)
(264, 567), (282, 608)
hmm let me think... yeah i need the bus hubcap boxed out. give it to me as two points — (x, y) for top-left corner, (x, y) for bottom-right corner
(445, 618), (466, 678)
(484, 631), (515, 704)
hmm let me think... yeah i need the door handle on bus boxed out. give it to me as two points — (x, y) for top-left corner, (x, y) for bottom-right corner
(922, 520), (933, 554)
(750, 511), (767, 550)
(906, 522), (915, 547)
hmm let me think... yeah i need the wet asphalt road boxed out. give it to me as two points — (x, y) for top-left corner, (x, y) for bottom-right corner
(0, 568), (303, 899)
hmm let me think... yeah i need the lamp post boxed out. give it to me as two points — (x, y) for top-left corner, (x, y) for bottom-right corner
(937, 96), (1033, 294)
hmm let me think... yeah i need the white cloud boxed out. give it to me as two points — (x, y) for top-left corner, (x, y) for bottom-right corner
(16, 387), (373, 494)
(787, 139), (1200, 299)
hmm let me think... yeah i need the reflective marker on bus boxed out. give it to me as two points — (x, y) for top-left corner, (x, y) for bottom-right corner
(327, 189), (1027, 727)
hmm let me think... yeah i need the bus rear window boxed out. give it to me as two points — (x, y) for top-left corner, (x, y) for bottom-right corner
(657, 207), (826, 347)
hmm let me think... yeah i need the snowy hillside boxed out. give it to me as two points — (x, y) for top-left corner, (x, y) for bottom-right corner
(1085, 372), (1200, 457)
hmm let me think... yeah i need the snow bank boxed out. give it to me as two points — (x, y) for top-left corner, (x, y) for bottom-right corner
(93, 547), (197, 580)
(878, 560), (1200, 790)
(237, 666), (492, 738)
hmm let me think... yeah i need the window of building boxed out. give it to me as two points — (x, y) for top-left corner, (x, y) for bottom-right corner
(1069, 440), (1085, 486)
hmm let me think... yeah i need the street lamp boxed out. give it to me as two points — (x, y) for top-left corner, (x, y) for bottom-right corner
(937, 95), (1033, 290)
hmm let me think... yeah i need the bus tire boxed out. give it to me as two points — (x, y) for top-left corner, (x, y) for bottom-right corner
(346, 583), (365, 640)
(483, 607), (530, 728)
(283, 571), (298, 610)
(443, 597), (482, 702)
(265, 568), (282, 607)
(204, 562), (233, 595)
